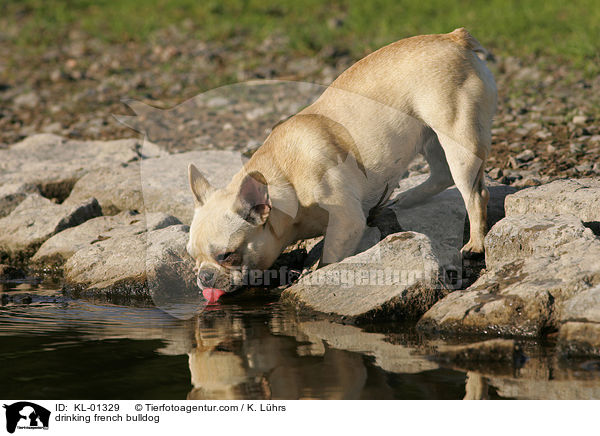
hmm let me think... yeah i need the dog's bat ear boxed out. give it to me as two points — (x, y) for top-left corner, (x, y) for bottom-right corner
(188, 163), (214, 206)
(235, 171), (271, 225)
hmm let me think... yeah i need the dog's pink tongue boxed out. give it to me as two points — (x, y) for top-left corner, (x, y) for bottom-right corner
(202, 288), (226, 304)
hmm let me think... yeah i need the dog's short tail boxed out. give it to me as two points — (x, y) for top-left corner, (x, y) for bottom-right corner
(447, 27), (494, 61)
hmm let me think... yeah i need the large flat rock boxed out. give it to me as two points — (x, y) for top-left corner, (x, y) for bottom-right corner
(145, 225), (205, 318)
(0, 134), (161, 206)
(0, 194), (101, 263)
(505, 178), (600, 222)
(281, 232), (448, 322)
(63, 224), (202, 315)
(64, 164), (143, 215)
(418, 214), (600, 337)
(385, 175), (516, 282)
(64, 228), (148, 292)
(392, 176), (464, 240)
(388, 176), (464, 274)
(484, 214), (596, 267)
(65, 150), (244, 223)
(32, 211), (180, 267)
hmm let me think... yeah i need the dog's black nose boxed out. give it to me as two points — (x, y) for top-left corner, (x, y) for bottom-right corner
(197, 269), (215, 286)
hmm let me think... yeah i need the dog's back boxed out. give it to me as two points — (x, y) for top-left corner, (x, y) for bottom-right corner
(303, 28), (496, 161)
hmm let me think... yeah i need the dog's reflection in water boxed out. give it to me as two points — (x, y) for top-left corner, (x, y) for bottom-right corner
(186, 314), (367, 400)
(464, 372), (489, 400)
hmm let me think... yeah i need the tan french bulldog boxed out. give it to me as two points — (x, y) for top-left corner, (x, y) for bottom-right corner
(186, 28), (497, 296)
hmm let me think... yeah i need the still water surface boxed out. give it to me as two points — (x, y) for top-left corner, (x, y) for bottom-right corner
(2, 279), (600, 400)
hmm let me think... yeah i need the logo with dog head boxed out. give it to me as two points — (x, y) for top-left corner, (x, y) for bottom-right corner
(3, 402), (50, 434)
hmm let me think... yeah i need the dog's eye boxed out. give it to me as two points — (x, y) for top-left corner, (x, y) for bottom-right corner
(215, 251), (240, 266)
(216, 252), (233, 262)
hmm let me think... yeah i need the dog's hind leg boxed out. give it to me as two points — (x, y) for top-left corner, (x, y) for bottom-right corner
(434, 130), (489, 257)
(392, 131), (454, 208)
(424, 59), (495, 258)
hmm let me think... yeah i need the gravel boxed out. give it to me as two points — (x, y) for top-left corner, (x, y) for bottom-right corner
(1, 29), (598, 185)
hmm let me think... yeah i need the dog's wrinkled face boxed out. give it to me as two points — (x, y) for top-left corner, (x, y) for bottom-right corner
(186, 164), (282, 295)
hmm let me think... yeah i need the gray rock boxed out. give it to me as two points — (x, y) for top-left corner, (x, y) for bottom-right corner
(64, 225), (199, 309)
(505, 178), (600, 222)
(0, 182), (39, 218)
(281, 232), (448, 322)
(485, 182), (518, 231)
(418, 215), (600, 337)
(64, 150), (244, 224)
(484, 214), (597, 267)
(389, 175), (464, 270)
(0, 194), (101, 263)
(146, 225), (203, 319)
(32, 211), (180, 267)
(64, 227), (148, 292)
(384, 175), (515, 283)
(64, 164), (143, 215)
(0, 134), (158, 206)
(557, 285), (600, 357)
(140, 150), (244, 224)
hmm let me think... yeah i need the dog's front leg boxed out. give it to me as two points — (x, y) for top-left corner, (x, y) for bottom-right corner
(320, 203), (367, 266)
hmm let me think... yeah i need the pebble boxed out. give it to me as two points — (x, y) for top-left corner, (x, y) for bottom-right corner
(508, 142), (522, 151)
(522, 122), (540, 131)
(570, 143), (585, 153)
(516, 177), (542, 188)
(42, 122), (63, 134)
(206, 96), (230, 108)
(535, 130), (552, 139)
(516, 149), (535, 162)
(575, 163), (593, 173)
(49, 69), (63, 82)
(488, 167), (503, 179)
(14, 92), (40, 109)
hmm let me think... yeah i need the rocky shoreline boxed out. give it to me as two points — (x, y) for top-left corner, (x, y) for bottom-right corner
(1, 133), (599, 357)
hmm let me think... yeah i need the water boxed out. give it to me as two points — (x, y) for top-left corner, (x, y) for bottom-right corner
(2, 279), (600, 400)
